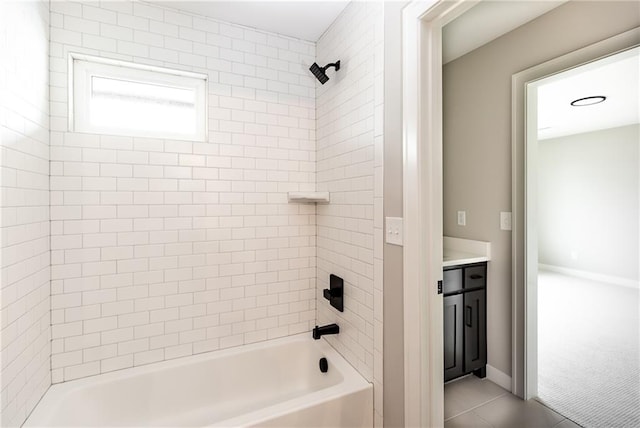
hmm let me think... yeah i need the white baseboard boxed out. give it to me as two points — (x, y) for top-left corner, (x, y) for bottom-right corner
(486, 364), (512, 392)
(539, 264), (639, 290)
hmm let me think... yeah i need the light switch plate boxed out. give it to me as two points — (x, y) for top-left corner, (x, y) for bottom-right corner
(457, 211), (466, 226)
(386, 217), (403, 246)
(500, 211), (512, 231)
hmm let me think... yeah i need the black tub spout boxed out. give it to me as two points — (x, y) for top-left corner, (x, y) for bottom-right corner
(313, 324), (339, 340)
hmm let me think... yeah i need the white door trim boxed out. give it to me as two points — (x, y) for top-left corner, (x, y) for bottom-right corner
(511, 27), (640, 399)
(402, 1), (477, 426)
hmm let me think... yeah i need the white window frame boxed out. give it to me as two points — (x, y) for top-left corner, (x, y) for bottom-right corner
(69, 53), (208, 142)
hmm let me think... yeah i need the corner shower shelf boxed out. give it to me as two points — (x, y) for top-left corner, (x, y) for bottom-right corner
(287, 192), (330, 204)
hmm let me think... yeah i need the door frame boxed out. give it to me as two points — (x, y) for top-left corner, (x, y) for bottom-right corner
(511, 27), (640, 399)
(401, 1), (477, 426)
(403, 2), (640, 421)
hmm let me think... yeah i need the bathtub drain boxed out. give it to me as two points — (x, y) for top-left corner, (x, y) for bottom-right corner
(319, 357), (328, 373)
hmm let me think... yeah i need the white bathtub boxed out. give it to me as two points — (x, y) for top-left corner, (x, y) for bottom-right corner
(24, 334), (372, 427)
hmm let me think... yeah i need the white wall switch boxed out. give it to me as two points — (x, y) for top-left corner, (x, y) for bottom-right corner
(385, 217), (403, 246)
(500, 211), (512, 231)
(457, 211), (466, 226)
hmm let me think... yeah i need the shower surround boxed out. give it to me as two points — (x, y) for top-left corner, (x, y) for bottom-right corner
(49, 0), (317, 383)
(315, 2), (385, 425)
(1, 1), (384, 426)
(0, 1), (51, 425)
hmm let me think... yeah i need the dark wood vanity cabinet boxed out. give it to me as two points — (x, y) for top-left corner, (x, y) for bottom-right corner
(443, 262), (487, 382)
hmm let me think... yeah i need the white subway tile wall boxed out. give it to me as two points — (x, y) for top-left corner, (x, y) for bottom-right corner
(49, 1), (317, 383)
(315, 2), (384, 426)
(0, 1), (51, 426)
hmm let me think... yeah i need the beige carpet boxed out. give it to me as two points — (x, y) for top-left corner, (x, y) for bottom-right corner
(538, 270), (640, 428)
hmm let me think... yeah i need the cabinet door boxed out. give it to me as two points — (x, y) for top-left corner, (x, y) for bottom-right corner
(464, 289), (487, 372)
(444, 294), (464, 382)
(443, 268), (463, 294)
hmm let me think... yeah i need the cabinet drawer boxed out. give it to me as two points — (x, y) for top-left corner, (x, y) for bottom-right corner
(465, 265), (486, 289)
(443, 268), (463, 294)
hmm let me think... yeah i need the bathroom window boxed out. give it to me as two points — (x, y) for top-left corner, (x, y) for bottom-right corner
(70, 54), (207, 141)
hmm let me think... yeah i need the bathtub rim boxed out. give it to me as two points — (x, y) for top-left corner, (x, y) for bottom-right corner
(24, 333), (372, 427)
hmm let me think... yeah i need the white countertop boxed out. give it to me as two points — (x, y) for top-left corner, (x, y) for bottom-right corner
(443, 237), (491, 267)
(443, 249), (489, 267)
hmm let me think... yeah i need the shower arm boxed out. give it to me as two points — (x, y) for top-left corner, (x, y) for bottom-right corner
(323, 61), (341, 72)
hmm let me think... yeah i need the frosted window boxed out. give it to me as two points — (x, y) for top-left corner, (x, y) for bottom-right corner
(90, 77), (196, 133)
(71, 55), (207, 141)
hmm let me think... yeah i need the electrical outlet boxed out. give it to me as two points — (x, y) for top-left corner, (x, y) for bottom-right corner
(500, 211), (512, 231)
(385, 217), (403, 246)
(457, 211), (466, 226)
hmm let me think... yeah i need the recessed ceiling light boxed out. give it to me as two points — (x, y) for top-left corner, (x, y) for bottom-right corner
(570, 96), (606, 107)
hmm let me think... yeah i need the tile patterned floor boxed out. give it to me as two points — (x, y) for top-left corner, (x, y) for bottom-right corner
(444, 376), (582, 428)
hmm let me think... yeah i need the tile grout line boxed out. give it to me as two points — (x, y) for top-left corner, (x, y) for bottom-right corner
(551, 416), (578, 428)
(444, 391), (509, 422)
(536, 397), (573, 427)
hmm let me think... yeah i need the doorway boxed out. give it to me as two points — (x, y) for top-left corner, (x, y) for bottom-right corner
(525, 46), (640, 427)
(402, 0), (640, 423)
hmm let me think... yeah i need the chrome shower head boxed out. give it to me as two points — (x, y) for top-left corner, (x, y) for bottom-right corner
(309, 60), (340, 85)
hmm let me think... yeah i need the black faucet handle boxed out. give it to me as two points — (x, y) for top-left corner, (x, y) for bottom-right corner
(324, 275), (344, 312)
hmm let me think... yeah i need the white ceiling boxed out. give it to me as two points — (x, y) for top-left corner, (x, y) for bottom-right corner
(443, 1), (567, 64)
(156, 1), (568, 54)
(536, 47), (639, 140)
(158, 1), (349, 42)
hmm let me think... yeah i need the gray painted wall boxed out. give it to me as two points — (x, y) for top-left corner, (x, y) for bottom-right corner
(383, 2), (407, 427)
(443, 1), (640, 377)
(538, 125), (639, 281)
